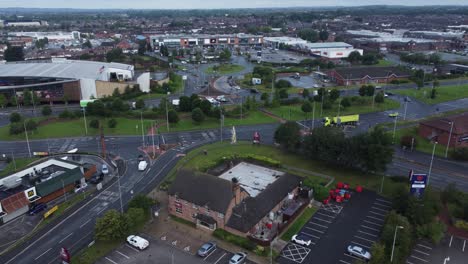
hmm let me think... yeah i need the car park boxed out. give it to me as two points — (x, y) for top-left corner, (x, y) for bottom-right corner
(197, 242), (216, 257)
(292, 234), (312, 246)
(28, 203), (47, 215)
(229, 252), (247, 264)
(101, 164), (109, 175)
(127, 235), (149, 250)
(347, 245), (371, 261)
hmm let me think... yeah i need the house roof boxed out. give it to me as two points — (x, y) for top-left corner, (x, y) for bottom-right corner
(0, 191), (29, 213)
(420, 113), (468, 135)
(168, 170), (234, 213)
(331, 66), (411, 80)
(226, 174), (301, 233)
(35, 167), (83, 197)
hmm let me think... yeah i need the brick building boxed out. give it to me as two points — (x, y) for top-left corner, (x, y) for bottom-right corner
(327, 66), (411, 86)
(418, 113), (468, 148)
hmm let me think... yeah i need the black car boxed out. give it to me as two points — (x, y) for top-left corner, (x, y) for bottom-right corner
(29, 203), (47, 215)
(89, 173), (104, 184)
(250, 88), (259, 93)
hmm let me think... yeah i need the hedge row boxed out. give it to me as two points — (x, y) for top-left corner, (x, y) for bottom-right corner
(212, 229), (256, 250)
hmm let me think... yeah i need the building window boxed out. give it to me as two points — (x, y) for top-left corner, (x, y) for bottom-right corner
(175, 207), (182, 214)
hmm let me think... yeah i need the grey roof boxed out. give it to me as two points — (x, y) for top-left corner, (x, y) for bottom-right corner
(331, 66), (411, 80)
(301, 42), (353, 49)
(226, 174), (301, 233)
(168, 170), (234, 213)
(0, 59), (133, 80)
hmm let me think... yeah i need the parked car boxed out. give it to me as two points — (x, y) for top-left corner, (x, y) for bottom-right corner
(101, 164), (109, 175)
(216, 95), (228, 102)
(229, 252), (247, 264)
(388, 112), (399, 118)
(138, 160), (148, 171)
(127, 235), (149, 250)
(197, 242), (216, 257)
(89, 173), (104, 184)
(29, 203), (47, 216)
(250, 88), (259, 93)
(347, 245), (371, 261)
(292, 234), (312, 246)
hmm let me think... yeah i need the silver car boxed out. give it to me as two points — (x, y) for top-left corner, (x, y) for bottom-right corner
(229, 252), (247, 264)
(197, 242), (216, 257)
(347, 245), (371, 261)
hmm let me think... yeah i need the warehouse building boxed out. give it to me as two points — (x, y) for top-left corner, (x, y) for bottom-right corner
(0, 59), (150, 102)
(298, 42), (363, 59)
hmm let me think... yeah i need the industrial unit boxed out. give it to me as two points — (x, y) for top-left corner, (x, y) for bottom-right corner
(150, 33), (263, 49)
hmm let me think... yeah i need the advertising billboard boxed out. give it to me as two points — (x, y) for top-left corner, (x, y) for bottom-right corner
(409, 172), (428, 198)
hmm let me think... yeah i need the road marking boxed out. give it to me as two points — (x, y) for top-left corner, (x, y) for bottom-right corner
(214, 252), (226, 264)
(369, 210), (387, 217)
(116, 250), (130, 259)
(410, 255), (428, 262)
(125, 244), (140, 253)
(343, 253), (361, 260)
(366, 215), (384, 221)
(414, 249), (430, 256)
(339, 260), (352, 264)
(105, 257), (118, 264)
(358, 230), (378, 237)
(376, 198), (392, 204)
(80, 219), (91, 228)
(316, 212), (334, 218)
(361, 225), (380, 232)
(463, 240), (466, 252)
(59, 232), (73, 243)
(371, 206), (388, 212)
(374, 202), (392, 208)
(302, 229), (321, 239)
(354, 235), (375, 243)
(34, 248), (52, 260)
(303, 227), (324, 234)
(351, 241), (371, 249)
(313, 217), (332, 223)
(204, 249), (217, 260)
(363, 220), (382, 227)
(449, 235), (453, 247)
(417, 244), (432, 250)
(307, 221), (328, 228)
(407, 261), (416, 264)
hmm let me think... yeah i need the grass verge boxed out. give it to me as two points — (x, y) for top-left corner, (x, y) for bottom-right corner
(393, 84), (468, 104)
(0, 157), (39, 178)
(71, 240), (121, 264)
(391, 126), (453, 157)
(205, 64), (245, 75)
(281, 206), (318, 241)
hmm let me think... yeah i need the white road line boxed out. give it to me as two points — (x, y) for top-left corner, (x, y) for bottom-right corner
(361, 225), (380, 232)
(302, 229), (321, 239)
(354, 235), (375, 243)
(34, 248), (52, 260)
(307, 221), (328, 228)
(105, 257), (118, 264)
(125, 244), (140, 253)
(417, 244), (432, 250)
(358, 230), (378, 237)
(376, 198), (392, 204)
(369, 210), (387, 217)
(414, 249), (430, 256)
(463, 240), (466, 252)
(366, 215), (384, 221)
(214, 253), (226, 264)
(363, 220), (382, 227)
(316, 212), (334, 218)
(116, 250), (130, 259)
(313, 217), (332, 223)
(80, 219), (91, 228)
(374, 202), (392, 208)
(407, 261), (416, 264)
(59, 232), (73, 244)
(410, 255), (428, 262)
(343, 253), (361, 260)
(371, 206), (388, 212)
(339, 259), (351, 264)
(351, 241), (371, 249)
(303, 227), (324, 234)
(449, 235), (453, 247)
(204, 249), (217, 260)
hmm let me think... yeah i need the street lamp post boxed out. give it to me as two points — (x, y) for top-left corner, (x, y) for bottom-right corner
(140, 112), (145, 147)
(23, 122), (32, 158)
(166, 92), (170, 132)
(392, 114), (398, 144)
(427, 141), (438, 186)
(445, 121), (454, 158)
(403, 100), (408, 121)
(61, 179), (68, 202)
(83, 107), (88, 135)
(390, 225), (404, 262)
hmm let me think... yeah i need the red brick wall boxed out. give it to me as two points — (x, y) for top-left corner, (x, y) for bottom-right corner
(418, 124), (467, 147)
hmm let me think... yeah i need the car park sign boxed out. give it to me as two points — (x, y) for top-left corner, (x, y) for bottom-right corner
(409, 172), (428, 197)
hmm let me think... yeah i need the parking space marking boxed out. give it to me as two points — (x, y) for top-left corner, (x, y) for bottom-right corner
(307, 221), (328, 228)
(303, 227), (324, 234)
(302, 229), (321, 239)
(339, 260), (351, 264)
(407, 261), (416, 264)
(371, 206), (389, 212)
(374, 202), (392, 208)
(376, 198), (392, 204)
(351, 241), (371, 249)
(213, 252), (226, 264)
(280, 243), (311, 263)
(463, 240), (466, 252)
(358, 230), (378, 237)
(369, 210), (387, 217)
(116, 250), (130, 259)
(361, 225), (380, 232)
(363, 220), (382, 227)
(105, 257), (118, 264)
(417, 244), (432, 250)
(204, 249), (217, 260)
(409, 255), (428, 262)
(354, 235), (375, 243)
(413, 249), (430, 256)
(366, 215), (384, 222)
(125, 244), (140, 253)
(313, 217), (332, 223)
(316, 212), (335, 218)
(449, 235), (453, 247)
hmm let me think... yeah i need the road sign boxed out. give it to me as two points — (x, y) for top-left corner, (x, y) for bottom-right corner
(410, 173), (427, 198)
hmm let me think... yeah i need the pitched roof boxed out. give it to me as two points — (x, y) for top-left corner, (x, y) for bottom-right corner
(331, 66), (411, 80)
(420, 113), (468, 135)
(168, 170), (234, 213)
(35, 167), (83, 197)
(0, 191), (29, 213)
(226, 174), (301, 233)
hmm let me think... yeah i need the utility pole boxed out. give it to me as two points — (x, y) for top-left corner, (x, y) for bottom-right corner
(10, 151), (16, 170)
(445, 121), (454, 158)
(390, 226), (404, 262)
(166, 94), (170, 132)
(140, 111), (145, 147)
(392, 114), (398, 144)
(23, 122), (32, 158)
(427, 141), (438, 186)
(403, 100), (408, 121)
(83, 107), (88, 135)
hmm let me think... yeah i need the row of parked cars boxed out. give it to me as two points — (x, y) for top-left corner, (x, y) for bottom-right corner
(197, 242), (248, 264)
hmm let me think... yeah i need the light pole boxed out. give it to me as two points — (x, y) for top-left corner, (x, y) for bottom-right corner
(140, 111), (145, 147)
(390, 225), (404, 262)
(61, 179), (68, 202)
(445, 121), (454, 158)
(151, 122), (156, 157)
(23, 122), (32, 158)
(403, 100), (408, 121)
(166, 92), (170, 132)
(83, 107), (88, 135)
(427, 141), (438, 186)
(117, 169), (124, 214)
(392, 114), (398, 144)
(312, 101), (315, 130)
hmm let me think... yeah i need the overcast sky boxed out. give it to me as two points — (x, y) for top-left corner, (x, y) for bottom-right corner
(0, 0), (466, 9)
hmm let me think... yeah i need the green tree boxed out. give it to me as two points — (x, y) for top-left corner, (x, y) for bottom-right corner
(168, 109), (179, 123)
(179, 96), (192, 111)
(10, 112), (21, 123)
(82, 40), (92, 49)
(358, 86), (367, 96)
(112, 88), (121, 97)
(0, 93), (6, 107)
(4, 45), (24, 62)
(347, 51), (362, 64)
(302, 89), (310, 99)
(365, 85), (375, 96)
(274, 121), (301, 151)
(301, 101), (312, 119)
(191, 108), (204, 123)
(276, 79), (292, 89)
(430, 88), (437, 99)
(219, 48), (232, 61)
(135, 99), (145, 109)
(125, 207), (146, 232)
(340, 97), (351, 108)
(25, 119), (38, 131)
(95, 209), (129, 241)
(329, 89), (340, 101)
(106, 48), (124, 62)
(298, 29), (319, 42)
(381, 211), (412, 264)
(375, 92), (384, 103)
(23, 89), (32, 106)
(108, 118), (117, 128)
(200, 100), (212, 115)
(128, 194), (154, 215)
(42, 105), (52, 116)
(279, 89), (288, 99)
(319, 30), (329, 41)
(59, 109), (71, 119)
(90, 119), (100, 129)
(138, 41), (147, 56)
(368, 243), (387, 264)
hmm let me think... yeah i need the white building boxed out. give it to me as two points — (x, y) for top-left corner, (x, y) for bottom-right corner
(8, 31), (80, 41)
(299, 42), (363, 59)
(5, 21), (41, 27)
(263, 37), (308, 48)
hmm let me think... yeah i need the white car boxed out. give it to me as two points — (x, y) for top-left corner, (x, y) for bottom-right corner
(101, 164), (109, 175)
(127, 235), (149, 250)
(347, 245), (371, 260)
(292, 234), (312, 246)
(138, 160), (148, 171)
(229, 252), (247, 264)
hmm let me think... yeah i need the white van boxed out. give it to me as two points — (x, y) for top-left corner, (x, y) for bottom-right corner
(138, 161), (148, 171)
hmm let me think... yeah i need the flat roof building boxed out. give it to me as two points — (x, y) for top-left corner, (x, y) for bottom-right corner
(150, 33), (263, 50)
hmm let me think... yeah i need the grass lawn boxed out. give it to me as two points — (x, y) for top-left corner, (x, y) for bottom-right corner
(393, 84), (468, 104)
(205, 64), (245, 75)
(71, 240), (121, 264)
(281, 207), (318, 241)
(392, 126), (453, 157)
(0, 157), (39, 178)
(268, 97), (400, 121)
(376, 59), (395, 67)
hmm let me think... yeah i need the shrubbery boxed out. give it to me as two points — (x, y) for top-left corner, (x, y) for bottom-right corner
(213, 229), (256, 251)
(451, 147), (468, 161)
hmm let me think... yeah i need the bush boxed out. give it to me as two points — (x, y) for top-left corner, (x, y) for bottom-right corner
(9, 123), (23, 135)
(213, 229), (256, 251)
(276, 79), (292, 89)
(59, 109), (71, 119)
(192, 108), (204, 123)
(312, 185), (329, 201)
(416, 220), (446, 244)
(451, 147), (468, 161)
(168, 109), (179, 123)
(279, 89), (289, 99)
(90, 119), (100, 129)
(10, 112), (21, 123)
(454, 220), (468, 231)
(42, 106), (52, 116)
(108, 119), (117, 128)
(25, 119), (38, 131)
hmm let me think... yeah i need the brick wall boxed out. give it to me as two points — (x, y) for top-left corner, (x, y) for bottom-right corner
(418, 124), (467, 147)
